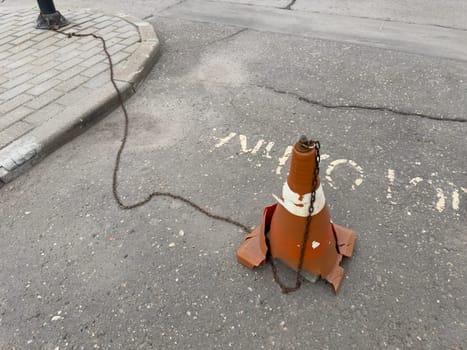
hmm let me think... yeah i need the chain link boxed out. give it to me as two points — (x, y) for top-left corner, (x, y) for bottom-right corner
(52, 28), (319, 294)
(52, 28), (251, 234)
(266, 139), (320, 294)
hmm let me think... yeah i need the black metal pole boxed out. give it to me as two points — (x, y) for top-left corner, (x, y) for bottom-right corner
(37, 0), (57, 14)
(35, 0), (68, 29)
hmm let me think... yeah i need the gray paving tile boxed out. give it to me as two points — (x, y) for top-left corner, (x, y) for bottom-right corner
(0, 94), (34, 115)
(0, 7), (159, 184)
(0, 121), (34, 150)
(0, 106), (34, 130)
(25, 89), (63, 110)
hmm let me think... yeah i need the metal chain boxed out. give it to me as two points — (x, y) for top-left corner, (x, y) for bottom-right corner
(52, 28), (251, 234)
(266, 139), (320, 294)
(52, 28), (319, 294)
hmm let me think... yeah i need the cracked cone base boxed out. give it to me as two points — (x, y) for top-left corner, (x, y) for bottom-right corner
(237, 139), (357, 294)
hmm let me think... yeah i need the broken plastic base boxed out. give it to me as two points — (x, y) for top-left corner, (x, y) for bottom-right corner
(236, 225), (267, 269)
(236, 204), (357, 294)
(333, 223), (357, 258)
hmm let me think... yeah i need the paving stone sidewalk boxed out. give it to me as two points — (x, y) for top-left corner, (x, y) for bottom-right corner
(0, 7), (160, 186)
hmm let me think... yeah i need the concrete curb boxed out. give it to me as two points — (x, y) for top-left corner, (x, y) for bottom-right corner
(0, 13), (160, 187)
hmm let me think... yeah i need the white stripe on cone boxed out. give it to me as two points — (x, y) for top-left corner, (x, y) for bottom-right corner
(272, 183), (326, 218)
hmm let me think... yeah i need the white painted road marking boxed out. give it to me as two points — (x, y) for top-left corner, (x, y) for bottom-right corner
(435, 188), (446, 213)
(275, 145), (293, 175)
(215, 132), (236, 148)
(325, 159), (364, 190)
(213, 132), (464, 213)
(387, 169), (396, 203)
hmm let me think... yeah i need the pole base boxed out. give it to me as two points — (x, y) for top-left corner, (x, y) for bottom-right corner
(36, 12), (69, 30)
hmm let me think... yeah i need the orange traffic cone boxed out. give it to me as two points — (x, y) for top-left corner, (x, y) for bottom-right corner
(237, 136), (357, 294)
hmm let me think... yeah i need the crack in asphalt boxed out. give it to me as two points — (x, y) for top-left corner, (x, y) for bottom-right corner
(177, 28), (248, 51)
(257, 85), (467, 123)
(162, 0), (188, 12)
(203, 27), (248, 47)
(281, 0), (296, 10)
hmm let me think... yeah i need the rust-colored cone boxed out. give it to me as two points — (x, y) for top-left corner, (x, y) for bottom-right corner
(236, 138), (357, 294)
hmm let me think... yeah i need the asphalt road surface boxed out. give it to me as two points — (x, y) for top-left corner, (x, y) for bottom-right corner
(1, 1), (466, 349)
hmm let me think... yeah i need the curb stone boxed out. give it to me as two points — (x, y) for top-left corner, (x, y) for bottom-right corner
(0, 11), (160, 187)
